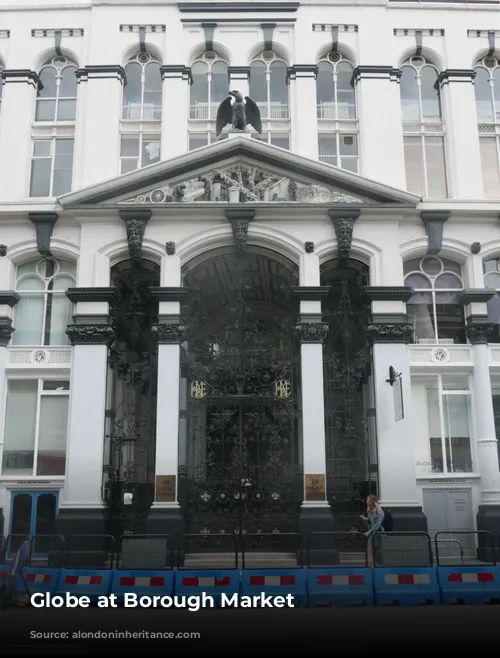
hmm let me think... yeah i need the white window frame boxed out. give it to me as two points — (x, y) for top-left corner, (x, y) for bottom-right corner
(13, 257), (76, 346)
(35, 56), (78, 124)
(1, 377), (70, 479)
(401, 56), (448, 198)
(426, 375), (475, 475)
(189, 52), (230, 148)
(119, 131), (161, 175)
(120, 52), (162, 173)
(316, 52), (358, 172)
(474, 57), (500, 197)
(404, 256), (464, 344)
(249, 51), (290, 146)
(30, 138), (75, 199)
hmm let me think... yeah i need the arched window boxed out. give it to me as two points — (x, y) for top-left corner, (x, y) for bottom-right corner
(120, 53), (162, 174)
(474, 56), (500, 198)
(249, 51), (289, 148)
(189, 52), (229, 149)
(30, 56), (77, 197)
(483, 257), (500, 341)
(400, 56), (447, 198)
(316, 52), (358, 172)
(404, 256), (464, 344)
(12, 258), (76, 346)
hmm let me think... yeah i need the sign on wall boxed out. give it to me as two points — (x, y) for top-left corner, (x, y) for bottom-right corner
(155, 475), (176, 503)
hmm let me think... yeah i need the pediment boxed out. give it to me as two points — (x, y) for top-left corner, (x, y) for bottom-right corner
(58, 135), (420, 208)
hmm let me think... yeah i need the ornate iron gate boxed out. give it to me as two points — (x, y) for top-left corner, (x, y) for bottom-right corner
(103, 260), (160, 536)
(322, 261), (377, 534)
(180, 251), (302, 538)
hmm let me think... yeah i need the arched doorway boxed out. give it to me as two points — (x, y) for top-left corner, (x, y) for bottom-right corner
(321, 259), (377, 534)
(103, 258), (160, 536)
(179, 247), (302, 538)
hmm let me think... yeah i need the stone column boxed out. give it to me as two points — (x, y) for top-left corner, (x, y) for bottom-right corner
(0, 70), (38, 201)
(366, 292), (427, 531)
(438, 70), (483, 199)
(465, 320), (500, 548)
(293, 247), (335, 560)
(160, 66), (191, 159)
(76, 66), (125, 187)
(55, 289), (116, 537)
(353, 66), (406, 189)
(146, 285), (187, 538)
(287, 65), (319, 160)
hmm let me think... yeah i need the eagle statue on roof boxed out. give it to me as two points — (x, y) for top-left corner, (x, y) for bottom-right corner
(215, 90), (262, 136)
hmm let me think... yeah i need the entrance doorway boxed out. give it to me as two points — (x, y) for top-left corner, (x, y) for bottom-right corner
(9, 490), (58, 554)
(423, 488), (475, 559)
(179, 248), (302, 541)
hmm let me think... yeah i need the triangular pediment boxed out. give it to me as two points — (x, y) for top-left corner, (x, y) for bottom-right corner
(58, 136), (420, 208)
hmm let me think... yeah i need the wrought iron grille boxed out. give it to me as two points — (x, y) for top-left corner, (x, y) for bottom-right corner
(103, 259), (160, 536)
(179, 250), (302, 541)
(322, 260), (377, 538)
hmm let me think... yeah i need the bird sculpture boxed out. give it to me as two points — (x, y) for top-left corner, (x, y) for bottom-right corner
(215, 90), (262, 137)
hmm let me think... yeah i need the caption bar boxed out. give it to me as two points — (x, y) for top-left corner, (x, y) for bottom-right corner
(31, 592), (295, 610)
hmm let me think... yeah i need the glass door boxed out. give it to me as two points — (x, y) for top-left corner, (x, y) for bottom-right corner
(9, 490), (59, 555)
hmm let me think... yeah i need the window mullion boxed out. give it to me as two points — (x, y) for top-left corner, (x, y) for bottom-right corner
(421, 135), (429, 197)
(437, 375), (448, 474)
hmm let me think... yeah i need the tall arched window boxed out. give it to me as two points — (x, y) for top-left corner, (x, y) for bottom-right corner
(316, 52), (357, 172)
(400, 56), (447, 198)
(120, 53), (162, 174)
(189, 52), (229, 149)
(12, 258), (76, 346)
(249, 51), (289, 148)
(473, 56), (500, 198)
(404, 256), (464, 344)
(30, 56), (77, 197)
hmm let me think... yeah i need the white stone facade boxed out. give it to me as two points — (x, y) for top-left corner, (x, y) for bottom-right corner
(1, 0), (500, 549)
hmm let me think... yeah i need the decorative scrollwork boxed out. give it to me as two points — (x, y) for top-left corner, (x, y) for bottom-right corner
(152, 322), (186, 344)
(465, 323), (494, 345)
(366, 323), (413, 344)
(294, 322), (329, 343)
(0, 319), (13, 346)
(66, 324), (114, 345)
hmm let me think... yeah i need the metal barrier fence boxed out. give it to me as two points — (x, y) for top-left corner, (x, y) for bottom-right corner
(176, 534), (239, 569)
(2, 535), (30, 563)
(241, 533), (303, 569)
(117, 534), (175, 570)
(306, 532), (368, 568)
(435, 531), (496, 566)
(64, 534), (115, 569)
(372, 532), (433, 567)
(29, 535), (65, 567)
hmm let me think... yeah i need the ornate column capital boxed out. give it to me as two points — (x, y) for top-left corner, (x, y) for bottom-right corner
(367, 323), (413, 344)
(66, 324), (114, 345)
(0, 318), (14, 347)
(119, 209), (152, 262)
(328, 208), (361, 266)
(152, 322), (187, 344)
(465, 322), (494, 345)
(294, 322), (329, 343)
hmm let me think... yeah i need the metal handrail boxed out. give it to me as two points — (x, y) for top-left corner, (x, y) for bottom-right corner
(434, 539), (464, 565)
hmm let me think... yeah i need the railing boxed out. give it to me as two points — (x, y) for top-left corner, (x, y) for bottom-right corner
(117, 534), (175, 570)
(64, 534), (115, 569)
(372, 532), (434, 567)
(176, 533), (239, 570)
(189, 101), (289, 121)
(433, 539), (464, 565)
(241, 533), (303, 569)
(306, 532), (368, 568)
(122, 102), (161, 121)
(435, 531), (495, 566)
(317, 101), (356, 120)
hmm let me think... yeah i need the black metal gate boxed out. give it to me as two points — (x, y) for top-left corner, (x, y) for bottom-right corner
(322, 260), (377, 534)
(179, 251), (302, 538)
(103, 259), (160, 536)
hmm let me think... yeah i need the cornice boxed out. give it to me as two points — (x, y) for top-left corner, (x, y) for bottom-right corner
(149, 287), (189, 302)
(66, 287), (118, 304)
(364, 286), (413, 302)
(292, 286), (331, 301)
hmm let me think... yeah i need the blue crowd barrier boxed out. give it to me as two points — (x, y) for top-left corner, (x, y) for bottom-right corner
(241, 569), (307, 607)
(175, 570), (240, 604)
(307, 568), (373, 607)
(14, 567), (60, 597)
(373, 567), (440, 606)
(111, 570), (174, 603)
(55, 569), (113, 602)
(437, 566), (500, 605)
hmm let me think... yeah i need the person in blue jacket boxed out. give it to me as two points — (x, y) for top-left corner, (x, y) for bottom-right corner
(360, 494), (385, 567)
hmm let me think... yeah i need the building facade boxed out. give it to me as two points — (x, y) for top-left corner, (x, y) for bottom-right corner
(1, 0), (500, 553)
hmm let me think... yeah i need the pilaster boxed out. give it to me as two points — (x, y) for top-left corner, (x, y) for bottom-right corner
(160, 66), (191, 159)
(352, 66), (406, 189)
(287, 65), (319, 160)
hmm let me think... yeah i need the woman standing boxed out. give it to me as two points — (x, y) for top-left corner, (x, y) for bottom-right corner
(360, 494), (385, 567)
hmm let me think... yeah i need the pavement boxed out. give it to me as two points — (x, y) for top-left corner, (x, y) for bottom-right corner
(0, 605), (497, 652)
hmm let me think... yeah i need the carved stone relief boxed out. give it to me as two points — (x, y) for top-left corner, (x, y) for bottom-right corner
(119, 165), (364, 205)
